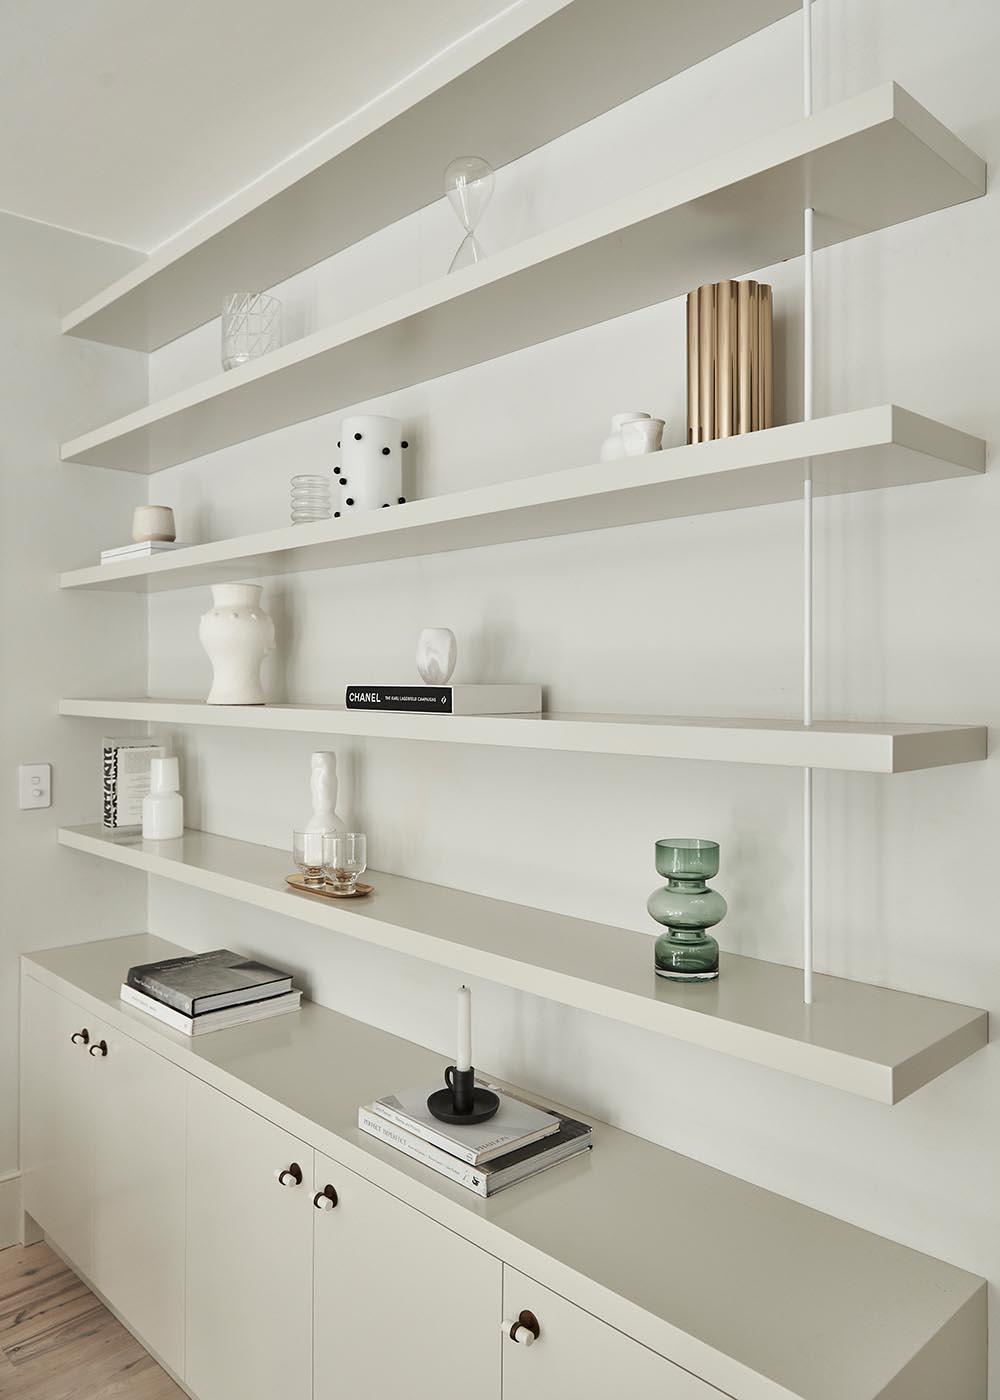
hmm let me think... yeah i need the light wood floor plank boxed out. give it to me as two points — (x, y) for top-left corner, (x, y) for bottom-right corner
(0, 1243), (185, 1400)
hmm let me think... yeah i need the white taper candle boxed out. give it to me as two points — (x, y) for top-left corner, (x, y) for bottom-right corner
(456, 985), (472, 1071)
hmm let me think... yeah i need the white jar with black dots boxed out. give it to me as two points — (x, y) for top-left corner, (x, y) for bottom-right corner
(334, 414), (409, 516)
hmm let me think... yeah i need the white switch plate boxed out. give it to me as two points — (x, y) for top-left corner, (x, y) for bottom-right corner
(18, 763), (51, 810)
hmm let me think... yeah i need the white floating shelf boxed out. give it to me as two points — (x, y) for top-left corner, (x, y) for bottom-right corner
(57, 698), (986, 772)
(61, 0), (805, 352)
(61, 85), (985, 473)
(60, 406), (985, 593)
(58, 824), (988, 1104)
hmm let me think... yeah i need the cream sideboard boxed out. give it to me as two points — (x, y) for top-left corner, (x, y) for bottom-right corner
(19, 935), (987, 1400)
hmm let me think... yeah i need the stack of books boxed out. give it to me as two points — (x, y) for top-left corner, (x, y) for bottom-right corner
(359, 1082), (592, 1197)
(101, 541), (182, 565)
(121, 949), (301, 1035)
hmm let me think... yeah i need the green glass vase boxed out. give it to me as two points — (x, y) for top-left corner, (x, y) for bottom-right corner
(647, 838), (726, 982)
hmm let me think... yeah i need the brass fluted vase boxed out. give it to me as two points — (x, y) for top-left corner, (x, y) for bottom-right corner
(686, 280), (773, 443)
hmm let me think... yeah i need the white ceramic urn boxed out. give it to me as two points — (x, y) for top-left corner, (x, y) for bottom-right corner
(416, 628), (457, 685)
(199, 583), (275, 705)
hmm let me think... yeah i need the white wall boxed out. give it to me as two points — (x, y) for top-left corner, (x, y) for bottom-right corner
(0, 211), (148, 1230)
(136, 0), (998, 1386)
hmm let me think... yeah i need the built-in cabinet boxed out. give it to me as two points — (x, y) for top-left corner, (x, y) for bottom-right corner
(22, 972), (710, 1400)
(19, 975), (186, 1375)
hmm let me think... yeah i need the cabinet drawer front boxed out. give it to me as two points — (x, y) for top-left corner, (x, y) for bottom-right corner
(314, 1151), (501, 1400)
(186, 1079), (313, 1400)
(20, 977), (99, 1274)
(501, 1268), (723, 1399)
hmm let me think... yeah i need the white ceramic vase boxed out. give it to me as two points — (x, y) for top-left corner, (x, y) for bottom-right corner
(305, 751), (346, 834)
(336, 414), (407, 513)
(132, 504), (176, 542)
(621, 417), (665, 455)
(199, 583), (275, 705)
(416, 628), (457, 685)
(600, 412), (650, 461)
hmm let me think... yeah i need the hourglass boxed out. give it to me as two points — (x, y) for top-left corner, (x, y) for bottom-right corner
(444, 156), (495, 274)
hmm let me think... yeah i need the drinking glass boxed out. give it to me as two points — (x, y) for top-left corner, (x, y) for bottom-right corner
(222, 292), (282, 371)
(323, 832), (367, 892)
(293, 828), (327, 888)
(290, 474), (332, 524)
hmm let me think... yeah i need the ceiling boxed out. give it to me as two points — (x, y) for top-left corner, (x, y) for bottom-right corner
(0, 0), (517, 251)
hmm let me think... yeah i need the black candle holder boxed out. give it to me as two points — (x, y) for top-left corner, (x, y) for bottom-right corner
(427, 1065), (500, 1124)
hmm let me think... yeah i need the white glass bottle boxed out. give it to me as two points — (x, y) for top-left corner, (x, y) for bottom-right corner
(142, 757), (184, 840)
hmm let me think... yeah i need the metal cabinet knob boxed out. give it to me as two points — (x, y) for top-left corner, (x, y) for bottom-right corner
(276, 1162), (303, 1187)
(313, 1185), (338, 1210)
(70, 1029), (90, 1046)
(88, 1039), (108, 1057)
(503, 1311), (541, 1347)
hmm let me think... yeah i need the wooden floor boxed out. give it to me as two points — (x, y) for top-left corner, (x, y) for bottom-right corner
(0, 1242), (185, 1399)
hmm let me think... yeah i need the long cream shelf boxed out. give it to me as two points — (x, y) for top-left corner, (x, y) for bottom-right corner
(57, 825), (988, 1104)
(59, 406), (985, 592)
(60, 0), (805, 353)
(56, 698), (987, 773)
(60, 85), (985, 473)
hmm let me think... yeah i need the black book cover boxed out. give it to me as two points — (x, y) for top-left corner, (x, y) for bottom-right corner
(126, 949), (292, 1016)
(346, 686), (453, 713)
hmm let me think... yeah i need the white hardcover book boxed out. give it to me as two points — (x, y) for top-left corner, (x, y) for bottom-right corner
(344, 684), (542, 715)
(373, 1083), (559, 1165)
(120, 983), (301, 1035)
(101, 541), (182, 562)
(358, 1108), (489, 1195)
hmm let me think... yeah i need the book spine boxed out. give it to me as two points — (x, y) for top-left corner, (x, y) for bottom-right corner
(372, 1103), (481, 1165)
(345, 687), (453, 713)
(358, 1110), (488, 1196)
(120, 984), (194, 1034)
(125, 971), (194, 1016)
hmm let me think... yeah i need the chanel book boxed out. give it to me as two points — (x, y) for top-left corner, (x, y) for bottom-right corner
(125, 949), (293, 1016)
(345, 684), (542, 715)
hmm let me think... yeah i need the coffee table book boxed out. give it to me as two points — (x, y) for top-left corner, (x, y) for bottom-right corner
(345, 684), (542, 714)
(120, 983), (302, 1035)
(373, 1082), (559, 1164)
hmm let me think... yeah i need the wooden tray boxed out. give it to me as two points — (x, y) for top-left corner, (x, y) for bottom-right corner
(286, 874), (373, 899)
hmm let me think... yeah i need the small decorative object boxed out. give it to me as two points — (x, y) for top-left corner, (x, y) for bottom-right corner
(427, 985), (500, 1124)
(293, 829), (326, 889)
(199, 582), (275, 705)
(621, 417), (665, 455)
(285, 873), (374, 899)
(323, 831), (367, 894)
(102, 737), (166, 832)
(600, 412), (650, 461)
(305, 752), (346, 834)
(290, 475), (332, 524)
(687, 279), (773, 442)
(416, 627), (457, 685)
(142, 757), (184, 840)
(336, 414), (408, 513)
(444, 155), (495, 273)
(221, 291), (282, 371)
(648, 839), (727, 982)
(132, 504), (176, 543)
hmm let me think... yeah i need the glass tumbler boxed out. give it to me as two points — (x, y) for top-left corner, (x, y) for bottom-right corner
(290, 474), (332, 524)
(293, 829), (327, 888)
(222, 292), (282, 371)
(323, 832), (367, 893)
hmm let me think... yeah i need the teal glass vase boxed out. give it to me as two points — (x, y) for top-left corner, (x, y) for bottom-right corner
(647, 839), (726, 982)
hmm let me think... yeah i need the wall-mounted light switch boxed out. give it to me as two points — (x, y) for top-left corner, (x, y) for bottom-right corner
(18, 763), (51, 810)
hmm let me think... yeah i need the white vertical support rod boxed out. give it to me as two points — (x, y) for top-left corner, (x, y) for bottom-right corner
(802, 0), (815, 1006)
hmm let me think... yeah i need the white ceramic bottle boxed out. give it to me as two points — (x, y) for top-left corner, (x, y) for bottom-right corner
(199, 582), (275, 704)
(305, 752), (346, 834)
(142, 757), (184, 840)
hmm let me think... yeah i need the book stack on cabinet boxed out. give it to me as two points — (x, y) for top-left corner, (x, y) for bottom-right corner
(121, 948), (301, 1035)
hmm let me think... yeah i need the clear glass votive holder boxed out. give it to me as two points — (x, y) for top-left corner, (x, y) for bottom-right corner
(222, 291), (282, 371)
(293, 828), (327, 888)
(323, 832), (367, 892)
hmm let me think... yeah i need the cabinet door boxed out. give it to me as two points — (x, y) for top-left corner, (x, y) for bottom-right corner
(185, 1078), (313, 1400)
(20, 976), (97, 1272)
(501, 1268), (723, 1399)
(91, 1026), (187, 1376)
(313, 1152), (501, 1400)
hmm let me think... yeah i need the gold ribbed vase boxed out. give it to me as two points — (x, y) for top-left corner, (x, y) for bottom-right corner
(686, 280), (773, 443)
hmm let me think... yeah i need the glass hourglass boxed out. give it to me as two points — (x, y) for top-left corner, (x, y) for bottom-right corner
(444, 156), (495, 274)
